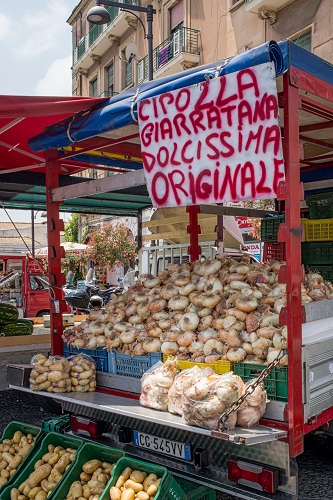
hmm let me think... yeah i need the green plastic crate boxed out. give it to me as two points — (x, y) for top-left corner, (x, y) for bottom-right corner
(0, 432), (83, 500)
(42, 414), (71, 433)
(302, 241), (333, 265)
(306, 192), (333, 219)
(0, 422), (45, 492)
(234, 362), (288, 402)
(261, 216), (285, 242)
(176, 477), (216, 500)
(48, 441), (125, 500)
(306, 265), (333, 283)
(100, 457), (187, 500)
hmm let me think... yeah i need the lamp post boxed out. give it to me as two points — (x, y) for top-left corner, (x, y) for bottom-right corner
(87, 1), (156, 81)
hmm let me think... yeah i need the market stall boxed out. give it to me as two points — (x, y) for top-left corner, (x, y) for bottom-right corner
(2, 40), (333, 499)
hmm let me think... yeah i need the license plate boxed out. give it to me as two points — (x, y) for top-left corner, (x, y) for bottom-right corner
(133, 431), (192, 461)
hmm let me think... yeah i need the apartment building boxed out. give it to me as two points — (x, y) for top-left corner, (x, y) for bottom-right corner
(66, 0), (330, 274)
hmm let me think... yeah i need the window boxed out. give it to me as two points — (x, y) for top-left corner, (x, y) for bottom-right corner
(90, 77), (98, 96)
(123, 50), (133, 87)
(291, 29), (312, 52)
(107, 64), (114, 96)
(170, 0), (184, 34)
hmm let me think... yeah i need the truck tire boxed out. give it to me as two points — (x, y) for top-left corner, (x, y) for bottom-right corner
(30, 394), (63, 415)
(36, 310), (50, 317)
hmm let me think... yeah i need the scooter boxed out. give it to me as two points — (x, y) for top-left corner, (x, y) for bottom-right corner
(64, 269), (122, 314)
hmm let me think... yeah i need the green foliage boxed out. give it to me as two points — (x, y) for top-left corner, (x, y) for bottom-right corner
(64, 214), (79, 243)
(87, 222), (136, 268)
(81, 226), (89, 243)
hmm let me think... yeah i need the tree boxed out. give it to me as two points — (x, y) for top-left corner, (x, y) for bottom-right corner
(64, 214), (79, 242)
(87, 222), (136, 268)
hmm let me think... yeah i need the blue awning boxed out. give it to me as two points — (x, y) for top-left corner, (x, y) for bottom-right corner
(29, 40), (287, 152)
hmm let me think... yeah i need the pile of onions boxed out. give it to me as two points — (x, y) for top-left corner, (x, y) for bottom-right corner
(63, 256), (333, 366)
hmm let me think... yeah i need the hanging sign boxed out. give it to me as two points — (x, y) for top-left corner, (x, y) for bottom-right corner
(138, 62), (285, 208)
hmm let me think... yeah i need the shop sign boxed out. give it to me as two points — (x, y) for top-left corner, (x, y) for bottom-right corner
(138, 62), (284, 208)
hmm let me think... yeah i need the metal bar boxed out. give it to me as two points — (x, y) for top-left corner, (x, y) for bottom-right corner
(300, 94), (333, 119)
(187, 206), (201, 261)
(0, 117), (25, 135)
(31, 210), (35, 258)
(0, 140), (43, 162)
(282, 72), (304, 458)
(199, 205), (279, 217)
(101, 1), (156, 15)
(303, 405), (333, 435)
(299, 120), (333, 133)
(299, 134), (333, 151)
(52, 169), (146, 201)
(303, 179), (333, 191)
(45, 156), (65, 356)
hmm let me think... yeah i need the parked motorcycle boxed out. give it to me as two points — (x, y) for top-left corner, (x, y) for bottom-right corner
(64, 269), (122, 314)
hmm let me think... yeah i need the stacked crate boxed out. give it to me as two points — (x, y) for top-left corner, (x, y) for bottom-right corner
(302, 192), (333, 281)
(261, 216), (286, 262)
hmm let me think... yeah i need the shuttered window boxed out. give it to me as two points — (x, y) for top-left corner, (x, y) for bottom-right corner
(170, 0), (184, 32)
(90, 78), (98, 97)
(293, 30), (312, 52)
(125, 59), (133, 87)
(107, 64), (114, 95)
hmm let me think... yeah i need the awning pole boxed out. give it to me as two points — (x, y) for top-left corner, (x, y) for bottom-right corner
(45, 154), (66, 355)
(187, 205), (201, 262)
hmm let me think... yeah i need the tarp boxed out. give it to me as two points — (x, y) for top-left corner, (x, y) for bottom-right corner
(34, 242), (88, 256)
(29, 40), (287, 152)
(0, 95), (106, 173)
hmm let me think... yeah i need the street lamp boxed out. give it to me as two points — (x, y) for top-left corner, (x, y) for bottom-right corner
(87, 1), (156, 81)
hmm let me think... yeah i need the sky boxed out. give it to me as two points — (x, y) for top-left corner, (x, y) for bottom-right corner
(0, 0), (79, 223)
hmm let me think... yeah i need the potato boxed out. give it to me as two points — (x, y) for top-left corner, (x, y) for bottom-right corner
(55, 453), (71, 473)
(47, 452), (60, 465)
(13, 431), (23, 444)
(143, 475), (157, 492)
(146, 485), (158, 496)
(28, 487), (43, 499)
(1, 468), (10, 478)
(129, 471), (146, 483)
(47, 371), (63, 382)
(0, 460), (8, 471)
(110, 486), (121, 500)
(49, 468), (62, 483)
(82, 460), (102, 474)
(121, 489), (135, 500)
(8, 454), (23, 471)
(124, 480), (143, 493)
(136, 492), (150, 500)
(82, 484), (91, 499)
(80, 471), (91, 482)
(48, 445), (55, 453)
(79, 370), (93, 380)
(23, 483), (31, 496)
(34, 460), (45, 470)
(40, 479), (55, 493)
(0, 476), (7, 486)
(49, 363), (64, 371)
(37, 381), (52, 391)
(116, 468), (133, 488)
(27, 464), (52, 488)
(35, 491), (47, 500)
(35, 373), (48, 384)
(10, 488), (20, 500)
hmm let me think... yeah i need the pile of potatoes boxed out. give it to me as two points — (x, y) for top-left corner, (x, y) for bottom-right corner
(66, 458), (115, 500)
(70, 355), (96, 393)
(10, 443), (77, 500)
(30, 355), (71, 393)
(0, 431), (34, 488)
(110, 468), (161, 500)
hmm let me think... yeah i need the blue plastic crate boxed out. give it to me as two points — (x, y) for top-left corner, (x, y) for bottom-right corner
(108, 349), (161, 378)
(63, 343), (108, 372)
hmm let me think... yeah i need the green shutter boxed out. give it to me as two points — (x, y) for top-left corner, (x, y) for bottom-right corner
(294, 31), (312, 52)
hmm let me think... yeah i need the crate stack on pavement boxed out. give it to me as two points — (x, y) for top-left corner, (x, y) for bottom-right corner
(301, 192), (333, 282)
(261, 216), (286, 262)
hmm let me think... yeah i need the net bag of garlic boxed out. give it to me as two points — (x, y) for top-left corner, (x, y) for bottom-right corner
(140, 357), (178, 411)
(182, 370), (245, 430)
(69, 353), (97, 392)
(237, 380), (267, 428)
(29, 354), (71, 393)
(168, 364), (201, 415)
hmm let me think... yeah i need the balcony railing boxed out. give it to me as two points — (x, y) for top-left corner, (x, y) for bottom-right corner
(73, 0), (137, 65)
(137, 27), (200, 83)
(99, 90), (119, 97)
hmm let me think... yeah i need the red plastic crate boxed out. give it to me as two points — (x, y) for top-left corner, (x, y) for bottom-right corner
(263, 242), (285, 262)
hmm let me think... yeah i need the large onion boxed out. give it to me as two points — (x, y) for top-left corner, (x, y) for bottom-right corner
(179, 312), (200, 332)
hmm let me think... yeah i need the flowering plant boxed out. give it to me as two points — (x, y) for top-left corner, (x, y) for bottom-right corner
(87, 223), (136, 268)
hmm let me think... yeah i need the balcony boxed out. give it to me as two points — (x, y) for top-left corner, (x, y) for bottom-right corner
(137, 27), (200, 83)
(72, 0), (137, 71)
(244, 0), (295, 13)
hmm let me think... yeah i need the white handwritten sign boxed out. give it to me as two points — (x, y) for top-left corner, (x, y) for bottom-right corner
(137, 62), (284, 208)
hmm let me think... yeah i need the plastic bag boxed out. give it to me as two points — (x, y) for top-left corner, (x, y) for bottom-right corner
(182, 370), (245, 431)
(140, 358), (178, 411)
(236, 380), (267, 428)
(29, 354), (71, 393)
(69, 353), (97, 392)
(168, 365), (201, 415)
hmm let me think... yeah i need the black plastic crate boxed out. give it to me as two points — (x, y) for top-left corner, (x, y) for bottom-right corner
(302, 241), (333, 265)
(261, 216), (285, 242)
(306, 265), (333, 283)
(306, 192), (333, 219)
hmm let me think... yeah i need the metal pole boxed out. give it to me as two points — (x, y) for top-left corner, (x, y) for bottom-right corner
(146, 4), (154, 81)
(31, 210), (35, 257)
